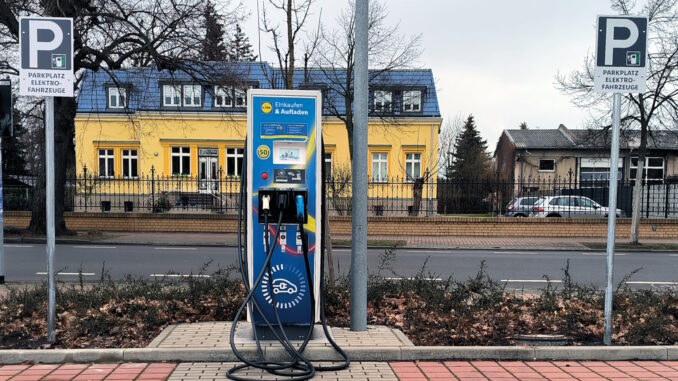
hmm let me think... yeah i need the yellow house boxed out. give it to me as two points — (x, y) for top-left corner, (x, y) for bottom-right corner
(74, 63), (441, 214)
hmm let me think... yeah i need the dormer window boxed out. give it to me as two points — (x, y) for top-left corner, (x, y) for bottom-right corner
(163, 85), (181, 107)
(108, 87), (127, 109)
(214, 86), (233, 107)
(234, 88), (247, 106)
(403, 90), (422, 112)
(213, 86), (248, 108)
(183, 84), (202, 107)
(373, 90), (392, 112)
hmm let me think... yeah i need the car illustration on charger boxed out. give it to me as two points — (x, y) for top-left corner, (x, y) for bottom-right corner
(272, 278), (298, 295)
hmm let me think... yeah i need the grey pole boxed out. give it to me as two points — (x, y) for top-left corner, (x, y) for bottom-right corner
(45, 96), (56, 343)
(603, 92), (621, 345)
(0, 136), (4, 285)
(350, 0), (368, 332)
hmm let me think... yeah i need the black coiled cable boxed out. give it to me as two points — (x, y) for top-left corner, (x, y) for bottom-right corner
(228, 140), (349, 380)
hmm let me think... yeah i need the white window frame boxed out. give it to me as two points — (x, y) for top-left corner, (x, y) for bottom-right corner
(121, 149), (138, 179)
(226, 147), (244, 177)
(324, 152), (333, 180)
(402, 90), (422, 112)
(108, 87), (127, 109)
(98, 149), (115, 178)
(538, 159), (556, 172)
(234, 88), (247, 107)
(373, 90), (392, 112)
(405, 152), (422, 182)
(171, 146), (191, 176)
(579, 158), (623, 183)
(214, 86), (232, 108)
(183, 84), (202, 107)
(371, 152), (388, 182)
(631, 156), (664, 182)
(163, 84), (181, 107)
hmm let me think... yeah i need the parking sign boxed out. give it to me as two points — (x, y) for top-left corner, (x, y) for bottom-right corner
(19, 17), (74, 97)
(594, 15), (648, 94)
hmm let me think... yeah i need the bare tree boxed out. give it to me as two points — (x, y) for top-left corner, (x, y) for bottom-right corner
(261, 0), (319, 89)
(556, 0), (678, 243)
(314, 0), (422, 161)
(438, 114), (464, 179)
(0, 0), (245, 234)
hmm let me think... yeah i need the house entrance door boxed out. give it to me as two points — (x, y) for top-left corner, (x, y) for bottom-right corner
(198, 148), (219, 194)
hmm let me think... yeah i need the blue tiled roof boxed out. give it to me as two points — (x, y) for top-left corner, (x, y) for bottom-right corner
(76, 62), (440, 117)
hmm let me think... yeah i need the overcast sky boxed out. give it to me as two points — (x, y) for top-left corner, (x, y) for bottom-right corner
(240, 0), (615, 152)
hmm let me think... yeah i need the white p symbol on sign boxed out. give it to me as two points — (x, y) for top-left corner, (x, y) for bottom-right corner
(28, 20), (63, 68)
(604, 18), (638, 65)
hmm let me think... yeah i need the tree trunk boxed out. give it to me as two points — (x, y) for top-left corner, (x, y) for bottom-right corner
(629, 122), (648, 244)
(285, 0), (294, 90)
(28, 97), (75, 235)
(344, 92), (354, 162)
(323, 198), (335, 284)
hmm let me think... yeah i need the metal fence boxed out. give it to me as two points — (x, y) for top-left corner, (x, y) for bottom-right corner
(3, 173), (678, 218)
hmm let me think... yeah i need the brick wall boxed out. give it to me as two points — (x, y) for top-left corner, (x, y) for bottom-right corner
(5, 211), (678, 238)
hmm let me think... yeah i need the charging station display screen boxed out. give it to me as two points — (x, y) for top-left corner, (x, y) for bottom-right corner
(248, 91), (322, 326)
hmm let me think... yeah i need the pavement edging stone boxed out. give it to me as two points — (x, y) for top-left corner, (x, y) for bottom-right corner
(146, 325), (176, 348)
(533, 346), (669, 360)
(0, 346), (676, 364)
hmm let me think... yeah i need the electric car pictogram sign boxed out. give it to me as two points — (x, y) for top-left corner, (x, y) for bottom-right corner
(261, 264), (307, 310)
(594, 15), (648, 94)
(19, 17), (74, 97)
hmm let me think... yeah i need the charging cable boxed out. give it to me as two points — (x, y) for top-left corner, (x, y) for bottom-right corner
(228, 141), (349, 381)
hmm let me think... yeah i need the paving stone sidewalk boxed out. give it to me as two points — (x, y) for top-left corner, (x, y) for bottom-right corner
(147, 322), (412, 349)
(3, 361), (678, 380)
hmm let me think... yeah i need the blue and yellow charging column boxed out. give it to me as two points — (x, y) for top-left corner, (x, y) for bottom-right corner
(246, 89), (322, 330)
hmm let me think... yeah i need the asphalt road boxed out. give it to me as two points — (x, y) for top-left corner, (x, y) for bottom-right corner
(2, 243), (678, 289)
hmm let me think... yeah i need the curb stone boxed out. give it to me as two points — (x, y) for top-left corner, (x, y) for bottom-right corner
(533, 346), (668, 361)
(147, 325), (176, 348)
(400, 346), (535, 361)
(0, 346), (675, 364)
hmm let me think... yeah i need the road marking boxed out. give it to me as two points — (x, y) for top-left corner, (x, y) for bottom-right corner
(36, 272), (95, 276)
(501, 279), (563, 283)
(154, 246), (196, 251)
(670, 254), (678, 257)
(149, 274), (211, 278)
(581, 252), (626, 256)
(385, 277), (443, 281)
(5, 244), (33, 248)
(73, 246), (117, 249)
(493, 251), (539, 255)
(625, 281), (678, 285)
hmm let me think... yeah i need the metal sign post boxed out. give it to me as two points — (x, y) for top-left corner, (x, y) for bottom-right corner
(19, 16), (74, 343)
(594, 15), (648, 345)
(0, 78), (12, 285)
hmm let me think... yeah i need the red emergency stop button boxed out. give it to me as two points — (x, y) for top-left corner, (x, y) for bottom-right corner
(261, 172), (269, 180)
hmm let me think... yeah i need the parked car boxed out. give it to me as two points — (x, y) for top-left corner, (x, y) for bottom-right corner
(505, 197), (541, 217)
(531, 196), (621, 218)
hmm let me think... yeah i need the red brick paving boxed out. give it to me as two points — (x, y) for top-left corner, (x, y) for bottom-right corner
(0, 364), (175, 381)
(390, 361), (678, 380)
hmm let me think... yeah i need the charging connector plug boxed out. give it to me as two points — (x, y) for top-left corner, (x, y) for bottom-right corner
(262, 195), (271, 211)
(278, 193), (288, 211)
(296, 195), (305, 222)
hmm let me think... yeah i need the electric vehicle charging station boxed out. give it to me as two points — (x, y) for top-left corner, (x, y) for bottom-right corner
(247, 89), (322, 333)
(228, 89), (348, 381)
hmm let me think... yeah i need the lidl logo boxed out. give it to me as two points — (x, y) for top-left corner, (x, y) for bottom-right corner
(261, 102), (272, 114)
(257, 145), (270, 160)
